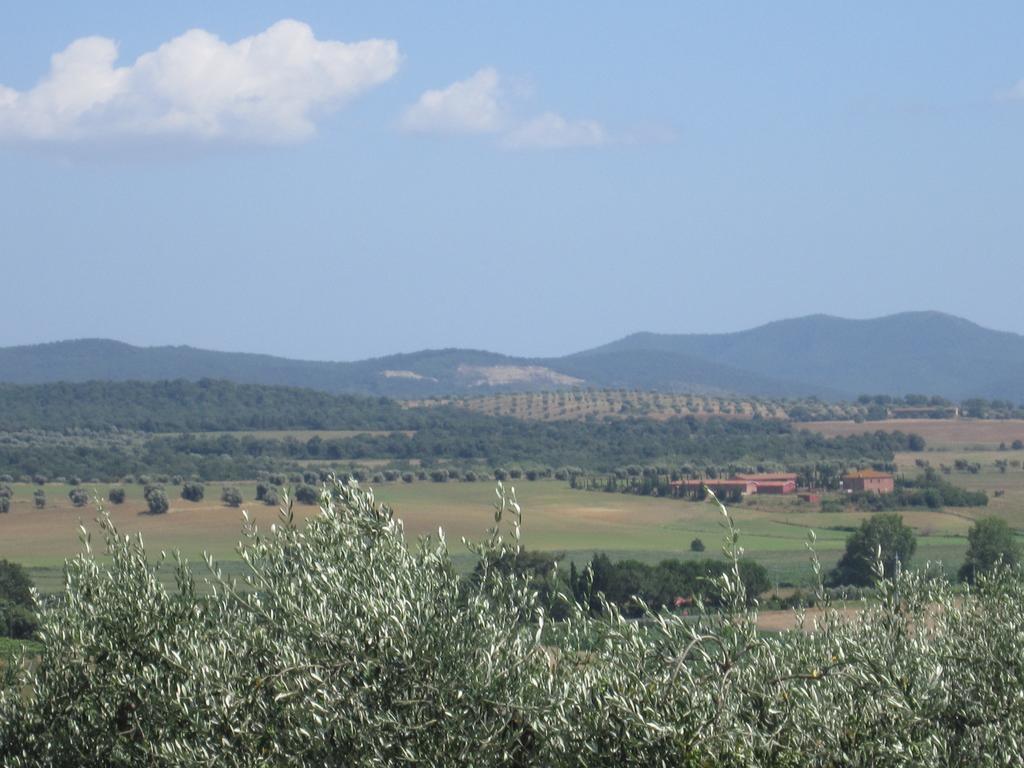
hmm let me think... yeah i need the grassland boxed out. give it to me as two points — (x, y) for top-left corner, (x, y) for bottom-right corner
(0, 473), (987, 592)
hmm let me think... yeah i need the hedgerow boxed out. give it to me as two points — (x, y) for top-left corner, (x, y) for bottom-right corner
(1, 480), (1023, 765)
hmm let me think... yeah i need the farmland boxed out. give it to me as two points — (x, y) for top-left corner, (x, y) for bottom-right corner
(0, 467), (992, 593)
(803, 418), (1024, 449)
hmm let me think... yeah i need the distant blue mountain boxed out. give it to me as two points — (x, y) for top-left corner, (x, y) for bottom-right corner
(2, 312), (1021, 401)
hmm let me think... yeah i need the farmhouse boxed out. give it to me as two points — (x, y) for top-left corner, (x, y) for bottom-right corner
(670, 479), (756, 496)
(670, 473), (798, 497)
(752, 480), (797, 495)
(841, 470), (895, 494)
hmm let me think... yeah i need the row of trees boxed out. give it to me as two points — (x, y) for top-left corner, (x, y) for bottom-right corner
(0, 415), (924, 481)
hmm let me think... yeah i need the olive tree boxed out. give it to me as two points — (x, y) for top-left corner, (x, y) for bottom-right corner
(67, 488), (90, 508)
(220, 486), (243, 508)
(180, 482), (204, 503)
(145, 488), (169, 515)
(959, 516), (1022, 583)
(828, 512), (916, 586)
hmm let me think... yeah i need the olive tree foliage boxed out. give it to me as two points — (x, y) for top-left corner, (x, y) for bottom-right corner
(3, 483), (1024, 765)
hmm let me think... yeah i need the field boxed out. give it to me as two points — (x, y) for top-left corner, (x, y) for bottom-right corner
(802, 418), (1024, 449)
(0, 474), (984, 593)
(3, 418), (1022, 595)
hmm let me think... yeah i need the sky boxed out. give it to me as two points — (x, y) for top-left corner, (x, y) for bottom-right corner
(2, 2), (1024, 361)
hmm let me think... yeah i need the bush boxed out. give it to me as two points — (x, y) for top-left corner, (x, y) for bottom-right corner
(294, 484), (319, 505)
(401, 472), (415, 484)
(32, 489), (45, 509)
(145, 489), (169, 515)
(690, 537), (705, 552)
(67, 488), (89, 508)
(107, 487), (125, 505)
(180, 482), (205, 502)
(220, 486), (243, 508)
(255, 482), (269, 502)
(7, 483), (1024, 762)
(0, 497), (8, 514)
(263, 489), (280, 507)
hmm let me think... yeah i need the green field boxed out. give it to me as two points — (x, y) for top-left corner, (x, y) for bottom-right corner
(4, 461), (1010, 592)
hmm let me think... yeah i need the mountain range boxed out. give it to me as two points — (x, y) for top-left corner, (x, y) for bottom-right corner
(2, 312), (1023, 402)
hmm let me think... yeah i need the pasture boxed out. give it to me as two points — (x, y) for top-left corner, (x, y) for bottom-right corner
(0, 476), (982, 593)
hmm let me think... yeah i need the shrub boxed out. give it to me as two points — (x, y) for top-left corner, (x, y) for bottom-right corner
(145, 489), (169, 515)
(401, 472), (415, 484)
(690, 537), (705, 552)
(31, 476), (46, 486)
(255, 482), (269, 502)
(180, 482), (205, 502)
(107, 487), (125, 505)
(0, 497), (8, 514)
(263, 489), (280, 507)
(68, 488), (89, 508)
(220, 486), (243, 508)
(294, 484), (319, 505)
(32, 490), (45, 510)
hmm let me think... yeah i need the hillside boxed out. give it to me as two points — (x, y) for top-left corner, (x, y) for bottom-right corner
(571, 311), (1024, 401)
(3, 312), (1024, 400)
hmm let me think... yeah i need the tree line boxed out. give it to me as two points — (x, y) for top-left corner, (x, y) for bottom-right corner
(0, 418), (923, 481)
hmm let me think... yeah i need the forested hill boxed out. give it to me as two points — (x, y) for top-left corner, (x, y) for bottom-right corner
(0, 380), (475, 432)
(4, 312), (1024, 400)
(576, 312), (1024, 402)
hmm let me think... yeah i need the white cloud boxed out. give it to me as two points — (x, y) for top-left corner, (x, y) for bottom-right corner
(501, 112), (607, 150)
(402, 68), (607, 150)
(400, 68), (505, 134)
(0, 20), (400, 143)
(999, 80), (1024, 101)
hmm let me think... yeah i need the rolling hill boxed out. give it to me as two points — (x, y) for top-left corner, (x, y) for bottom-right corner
(2, 312), (1023, 401)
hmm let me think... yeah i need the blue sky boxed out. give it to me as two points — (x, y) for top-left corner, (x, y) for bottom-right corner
(2, 2), (1023, 360)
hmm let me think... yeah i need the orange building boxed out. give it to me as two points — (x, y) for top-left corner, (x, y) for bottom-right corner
(841, 470), (895, 494)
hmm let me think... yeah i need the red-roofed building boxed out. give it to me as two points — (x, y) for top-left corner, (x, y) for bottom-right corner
(841, 470), (894, 494)
(751, 479), (797, 495)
